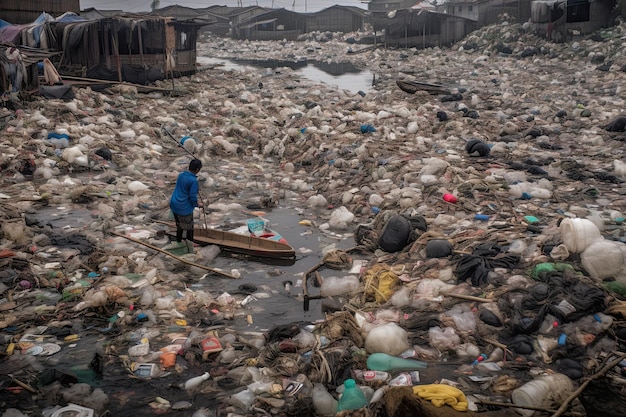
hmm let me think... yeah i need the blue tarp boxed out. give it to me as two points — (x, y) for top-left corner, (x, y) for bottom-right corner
(0, 12), (88, 47)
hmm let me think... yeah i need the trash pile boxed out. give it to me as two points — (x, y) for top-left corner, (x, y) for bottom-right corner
(2, 19), (626, 417)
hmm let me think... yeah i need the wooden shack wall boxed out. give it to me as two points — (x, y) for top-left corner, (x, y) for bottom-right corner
(306, 8), (364, 33)
(0, 0), (80, 24)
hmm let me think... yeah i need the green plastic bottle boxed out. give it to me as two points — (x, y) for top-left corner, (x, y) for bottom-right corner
(336, 379), (368, 412)
(366, 352), (427, 372)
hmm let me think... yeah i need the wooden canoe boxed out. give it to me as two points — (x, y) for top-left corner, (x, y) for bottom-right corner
(156, 220), (296, 260)
(396, 79), (452, 95)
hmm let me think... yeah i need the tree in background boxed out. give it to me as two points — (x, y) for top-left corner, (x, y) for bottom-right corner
(151, 0), (160, 12)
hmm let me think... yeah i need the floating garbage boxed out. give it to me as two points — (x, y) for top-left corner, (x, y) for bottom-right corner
(3, 16), (626, 417)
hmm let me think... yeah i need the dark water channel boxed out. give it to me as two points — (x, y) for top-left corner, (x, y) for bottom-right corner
(30, 203), (356, 330)
(197, 56), (375, 94)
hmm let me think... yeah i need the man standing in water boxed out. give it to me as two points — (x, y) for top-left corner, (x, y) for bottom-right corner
(167, 159), (202, 252)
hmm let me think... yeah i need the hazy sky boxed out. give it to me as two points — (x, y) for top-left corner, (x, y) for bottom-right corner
(80, 0), (368, 13)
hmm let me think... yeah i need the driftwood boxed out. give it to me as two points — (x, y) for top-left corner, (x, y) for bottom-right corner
(110, 231), (238, 279)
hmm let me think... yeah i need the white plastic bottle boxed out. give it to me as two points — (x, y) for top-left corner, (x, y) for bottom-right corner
(184, 372), (210, 390)
(312, 383), (338, 415)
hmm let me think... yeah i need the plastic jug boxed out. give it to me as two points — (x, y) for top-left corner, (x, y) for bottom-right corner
(366, 352), (427, 372)
(336, 379), (368, 412)
(511, 373), (573, 417)
(184, 372), (210, 390)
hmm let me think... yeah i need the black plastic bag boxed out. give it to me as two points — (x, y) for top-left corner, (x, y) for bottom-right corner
(378, 215), (412, 253)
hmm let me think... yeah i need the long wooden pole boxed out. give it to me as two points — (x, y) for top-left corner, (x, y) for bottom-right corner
(110, 231), (238, 279)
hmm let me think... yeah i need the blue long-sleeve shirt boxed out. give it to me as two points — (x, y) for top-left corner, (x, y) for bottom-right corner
(170, 170), (199, 216)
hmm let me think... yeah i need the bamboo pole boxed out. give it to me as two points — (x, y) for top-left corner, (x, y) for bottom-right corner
(110, 231), (238, 279)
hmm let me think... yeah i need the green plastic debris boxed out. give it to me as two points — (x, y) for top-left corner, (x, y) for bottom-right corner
(603, 281), (626, 296)
(524, 215), (540, 224)
(531, 262), (577, 280)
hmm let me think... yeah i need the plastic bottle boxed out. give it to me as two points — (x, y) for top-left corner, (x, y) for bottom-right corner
(471, 353), (488, 366)
(511, 373), (573, 417)
(366, 353), (427, 372)
(353, 369), (391, 384)
(336, 379), (368, 412)
(312, 383), (338, 415)
(184, 372), (210, 390)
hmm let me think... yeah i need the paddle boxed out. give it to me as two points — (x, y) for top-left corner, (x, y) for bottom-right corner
(110, 231), (238, 279)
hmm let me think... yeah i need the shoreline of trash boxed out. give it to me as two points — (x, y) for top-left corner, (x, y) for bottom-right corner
(2, 20), (626, 417)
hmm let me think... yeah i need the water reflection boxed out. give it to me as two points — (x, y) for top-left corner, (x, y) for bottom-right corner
(197, 56), (374, 93)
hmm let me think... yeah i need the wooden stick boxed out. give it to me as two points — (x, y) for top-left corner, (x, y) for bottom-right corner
(110, 231), (238, 279)
(441, 292), (493, 303)
(8, 374), (37, 393)
(551, 352), (626, 417)
(483, 338), (513, 356)
(476, 398), (555, 413)
(302, 261), (324, 297)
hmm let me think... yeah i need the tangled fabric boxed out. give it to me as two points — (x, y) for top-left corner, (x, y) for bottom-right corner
(412, 384), (469, 411)
(455, 242), (520, 286)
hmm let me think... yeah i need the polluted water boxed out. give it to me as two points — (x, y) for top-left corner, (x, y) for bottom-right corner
(2, 20), (626, 417)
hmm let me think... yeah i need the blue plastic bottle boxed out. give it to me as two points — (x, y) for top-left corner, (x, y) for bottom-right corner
(336, 379), (368, 412)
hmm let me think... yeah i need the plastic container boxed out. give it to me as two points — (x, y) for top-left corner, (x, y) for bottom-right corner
(511, 373), (574, 417)
(559, 218), (602, 254)
(337, 379), (368, 411)
(353, 369), (391, 384)
(184, 372), (210, 390)
(580, 239), (626, 279)
(51, 403), (95, 417)
(312, 383), (338, 415)
(366, 353), (427, 372)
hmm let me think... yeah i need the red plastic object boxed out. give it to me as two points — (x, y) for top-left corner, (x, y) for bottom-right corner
(443, 193), (458, 203)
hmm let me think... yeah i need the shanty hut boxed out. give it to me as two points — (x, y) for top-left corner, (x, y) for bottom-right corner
(40, 14), (204, 83)
(305, 5), (367, 33)
(530, 0), (616, 42)
(371, 8), (476, 48)
(233, 8), (307, 41)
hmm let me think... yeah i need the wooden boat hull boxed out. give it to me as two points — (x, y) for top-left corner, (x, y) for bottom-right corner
(157, 221), (296, 260)
(396, 80), (451, 95)
(192, 227), (296, 259)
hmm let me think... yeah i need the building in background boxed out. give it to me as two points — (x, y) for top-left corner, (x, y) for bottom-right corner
(0, 0), (79, 24)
